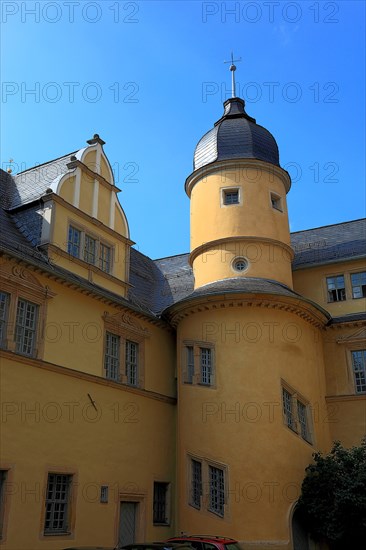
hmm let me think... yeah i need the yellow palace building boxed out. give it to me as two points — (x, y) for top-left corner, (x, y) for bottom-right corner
(0, 86), (365, 550)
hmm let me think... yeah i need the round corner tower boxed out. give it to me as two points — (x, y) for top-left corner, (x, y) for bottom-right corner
(166, 89), (332, 545)
(186, 96), (293, 289)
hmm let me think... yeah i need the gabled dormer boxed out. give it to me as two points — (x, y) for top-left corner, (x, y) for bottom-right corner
(7, 135), (133, 297)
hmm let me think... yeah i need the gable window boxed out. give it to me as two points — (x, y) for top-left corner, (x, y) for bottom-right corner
(190, 459), (202, 509)
(223, 189), (239, 205)
(153, 482), (169, 525)
(15, 299), (38, 357)
(282, 384), (312, 444)
(200, 348), (212, 385)
(44, 473), (72, 535)
(104, 332), (120, 381)
(67, 226), (81, 258)
(0, 292), (9, 348)
(351, 350), (366, 394)
(326, 275), (346, 302)
(270, 192), (283, 211)
(208, 465), (225, 517)
(99, 243), (111, 273)
(351, 272), (366, 299)
(84, 234), (96, 264)
(125, 340), (138, 386)
(67, 224), (113, 274)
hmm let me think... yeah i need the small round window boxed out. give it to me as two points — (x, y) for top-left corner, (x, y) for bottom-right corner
(233, 257), (248, 272)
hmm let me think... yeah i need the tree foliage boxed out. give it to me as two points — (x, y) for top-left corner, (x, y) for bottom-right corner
(296, 438), (366, 549)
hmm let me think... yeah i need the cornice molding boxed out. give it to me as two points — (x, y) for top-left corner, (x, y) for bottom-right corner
(66, 158), (121, 193)
(185, 158), (291, 197)
(189, 235), (294, 266)
(165, 293), (329, 329)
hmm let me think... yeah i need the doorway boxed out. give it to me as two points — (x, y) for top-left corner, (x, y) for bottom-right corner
(118, 501), (138, 546)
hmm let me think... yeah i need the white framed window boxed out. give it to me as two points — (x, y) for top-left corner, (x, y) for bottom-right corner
(351, 272), (366, 299)
(351, 350), (366, 394)
(67, 225), (81, 258)
(126, 340), (138, 386)
(14, 299), (38, 357)
(186, 346), (195, 384)
(153, 482), (170, 525)
(104, 332), (120, 381)
(200, 347), (212, 385)
(282, 384), (312, 444)
(326, 275), (346, 302)
(183, 342), (214, 386)
(208, 465), (225, 517)
(84, 234), (96, 264)
(190, 459), (202, 509)
(99, 243), (112, 273)
(67, 223), (113, 274)
(223, 189), (239, 205)
(0, 292), (9, 348)
(232, 257), (248, 273)
(44, 473), (72, 535)
(270, 192), (283, 211)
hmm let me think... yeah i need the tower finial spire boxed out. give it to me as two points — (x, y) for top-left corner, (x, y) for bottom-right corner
(224, 52), (242, 98)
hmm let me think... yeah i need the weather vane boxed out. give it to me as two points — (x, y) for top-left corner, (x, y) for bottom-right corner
(224, 52), (242, 98)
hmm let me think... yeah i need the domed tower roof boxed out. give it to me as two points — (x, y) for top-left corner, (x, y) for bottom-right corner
(193, 97), (280, 171)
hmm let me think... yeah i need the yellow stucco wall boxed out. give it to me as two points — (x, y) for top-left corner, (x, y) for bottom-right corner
(292, 259), (366, 317)
(189, 164), (293, 289)
(1, 358), (176, 550)
(174, 303), (331, 543)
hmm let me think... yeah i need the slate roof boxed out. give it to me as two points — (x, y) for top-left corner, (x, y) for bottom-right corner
(193, 98), (280, 171)
(291, 219), (366, 268)
(7, 151), (80, 209)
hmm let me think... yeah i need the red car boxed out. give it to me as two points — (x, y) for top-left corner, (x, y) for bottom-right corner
(166, 535), (241, 550)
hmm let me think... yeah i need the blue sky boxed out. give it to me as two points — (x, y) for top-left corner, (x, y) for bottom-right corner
(1, 0), (365, 259)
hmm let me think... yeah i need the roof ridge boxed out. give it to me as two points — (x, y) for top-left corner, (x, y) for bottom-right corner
(291, 218), (366, 235)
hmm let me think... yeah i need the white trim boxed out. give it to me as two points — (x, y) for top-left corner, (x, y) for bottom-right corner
(92, 179), (99, 218)
(73, 168), (81, 208)
(109, 193), (116, 230)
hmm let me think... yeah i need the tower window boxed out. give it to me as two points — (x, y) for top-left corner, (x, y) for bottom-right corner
(270, 192), (283, 211)
(223, 188), (239, 205)
(233, 257), (248, 273)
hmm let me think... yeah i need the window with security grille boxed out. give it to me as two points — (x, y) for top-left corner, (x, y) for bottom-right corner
(297, 401), (310, 442)
(44, 474), (71, 534)
(126, 340), (138, 386)
(223, 189), (239, 205)
(186, 346), (194, 383)
(200, 348), (212, 385)
(104, 332), (120, 381)
(191, 459), (202, 509)
(67, 226), (81, 258)
(0, 292), (9, 348)
(153, 482), (169, 524)
(282, 388), (295, 430)
(351, 350), (366, 394)
(351, 272), (366, 299)
(326, 275), (346, 302)
(84, 234), (96, 264)
(15, 299), (38, 356)
(99, 243), (111, 273)
(208, 465), (225, 517)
